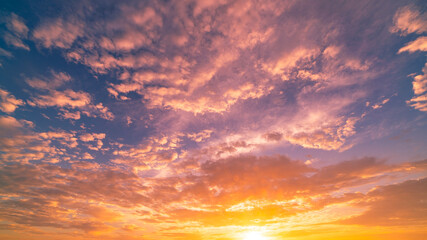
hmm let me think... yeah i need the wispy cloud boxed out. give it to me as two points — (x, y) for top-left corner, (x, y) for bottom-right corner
(1, 13), (29, 50)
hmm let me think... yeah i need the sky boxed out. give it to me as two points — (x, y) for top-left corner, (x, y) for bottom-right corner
(0, 0), (426, 239)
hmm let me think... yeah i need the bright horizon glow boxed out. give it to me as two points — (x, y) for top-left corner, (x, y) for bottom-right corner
(243, 231), (269, 240)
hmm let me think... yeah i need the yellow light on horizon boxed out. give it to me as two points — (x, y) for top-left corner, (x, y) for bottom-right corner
(242, 230), (269, 240)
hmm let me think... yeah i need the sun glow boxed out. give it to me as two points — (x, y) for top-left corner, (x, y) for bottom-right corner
(242, 231), (269, 240)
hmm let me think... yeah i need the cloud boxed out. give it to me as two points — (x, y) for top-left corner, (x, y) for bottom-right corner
(406, 63), (427, 112)
(22, 0), (382, 151)
(1, 1), (427, 238)
(34, 0), (281, 114)
(1, 13), (29, 50)
(411, 63), (427, 96)
(263, 47), (320, 79)
(0, 163), (149, 224)
(58, 109), (81, 120)
(33, 18), (84, 49)
(340, 178), (427, 226)
(390, 4), (427, 35)
(71, 0), (381, 152)
(0, 88), (24, 113)
(283, 115), (361, 151)
(0, 149), (425, 237)
(144, 155), (426, 230)
(29, 89), (91, 108)
(5, 13), (28, 37)
(26, 71), (72, 90)
(0, 116), (46, 163)
(371, 98), (390, 109)
(398, 36), (427, 53)
(26, 71), (114, 120)
(0, 48), (12, 58)
(0, 48), (13, 67)
(79, 133), (106, 142)
(407, 95), (427, 112)
(263, 131), (283, 142)
(2, 32), (29, 50)
(82, 152), (94, 159)
(0, 162), (145, 236)
(186, 129), (213, 143)
(310, 157), (389, 189)
(0, 115), (111, 164)
(392, 5), (427, 113)
(159, 156), (387, 207)
(0, 115), (24, 130)
(111, 134), (182, 172)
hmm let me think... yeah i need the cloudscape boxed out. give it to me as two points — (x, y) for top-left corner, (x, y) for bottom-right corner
(0, 0), (426, 239)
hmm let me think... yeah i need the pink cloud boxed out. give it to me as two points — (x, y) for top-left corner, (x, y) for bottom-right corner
(29, 89), (91, 108)
(2, 13), (29, 50)
(2, 32), (29, 50)
(6, 13), (28, 37)
(33, 18), (83, 48)
(26, 71), (71, 90)
(390, 5), (427, 35)
(26, 71), (114, 120)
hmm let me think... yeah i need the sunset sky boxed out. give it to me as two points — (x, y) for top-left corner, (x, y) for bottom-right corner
(0, 0), (427, 239)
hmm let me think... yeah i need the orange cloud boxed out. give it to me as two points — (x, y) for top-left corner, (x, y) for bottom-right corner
(339, 178), (427, 226)
(407, 63), (427, 112)
(0, 88), (24, 113)
(398, 36), (427, 53)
